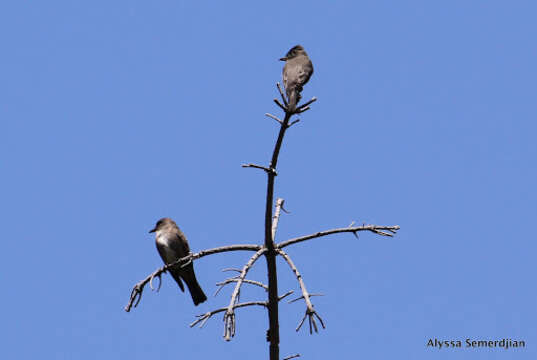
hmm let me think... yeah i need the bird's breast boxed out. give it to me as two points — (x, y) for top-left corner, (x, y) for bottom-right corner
(156, 234), (179, 263)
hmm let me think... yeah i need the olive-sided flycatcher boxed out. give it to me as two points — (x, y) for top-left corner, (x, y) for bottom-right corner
(149, 218), (207, 305)
(280, 45), (314, 111)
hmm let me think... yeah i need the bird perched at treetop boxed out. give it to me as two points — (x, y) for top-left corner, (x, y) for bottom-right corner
(280, 45), (314, 112)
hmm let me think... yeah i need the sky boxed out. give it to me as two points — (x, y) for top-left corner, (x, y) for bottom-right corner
(1, 1), (536, 359)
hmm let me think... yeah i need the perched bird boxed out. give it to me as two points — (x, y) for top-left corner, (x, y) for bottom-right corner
(280, 45), (314, 111)
(149, 218), (207, 305)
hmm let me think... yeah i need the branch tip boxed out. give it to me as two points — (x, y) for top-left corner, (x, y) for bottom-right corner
(278, 290), (294, 301)
(283, 355), (301, 360)
(149, 272), (162, 292)
(276, 83), (288, 107)
(273, 98), (287, 111)
(242, 163), (277, 175)
(288, 118), (300, 127)
(265, 113), (283, 124)
(278, 224), (400, 248)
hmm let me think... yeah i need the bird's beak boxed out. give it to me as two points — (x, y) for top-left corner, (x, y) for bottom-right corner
(149, 227), (156, 233)
(279, 57), (287, 61)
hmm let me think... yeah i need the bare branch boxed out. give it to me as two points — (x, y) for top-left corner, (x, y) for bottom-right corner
(214, 278), (268, 297)
(125, 244), (262, 312)
(241, 163), (277, 175)
(283, 354), (301, 360)
(223, 248), (267, 340)
(288, 293), (324, 304)
(124, 283), (143, 312)
(295, 97), (317, 113)
(295, 309), (325, 334)
(276, 82), (288, 107)
(274, 99), (287, 111)
(265, 113), (283, 125)
(190, 301), (267, 328)
(295, 106), (310, 114)
(272, 198), (285, 241)
(124, 263), (169, 312)
(190, 244), (263, 258)
(288, 118), (301, 127)
(277, 225), (400, 249)
(278, 290), (294, 301)
(267, 112), (299, 129)
(149, 272), (162, 292)
(277, 249), (325, 334)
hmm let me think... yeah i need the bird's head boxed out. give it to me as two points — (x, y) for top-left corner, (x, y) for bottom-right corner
(149, 217), (176, 233)
(279, 45), (307, 61)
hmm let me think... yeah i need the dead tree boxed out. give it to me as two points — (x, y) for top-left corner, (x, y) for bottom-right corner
(125, 84), (400, 360)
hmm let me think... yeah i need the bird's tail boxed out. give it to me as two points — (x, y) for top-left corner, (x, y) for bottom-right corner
(183, 266), (207, 306)
(186, 278), (207, 306)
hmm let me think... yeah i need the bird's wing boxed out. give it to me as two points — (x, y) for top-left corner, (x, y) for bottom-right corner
(296, 57), (313, 88)
(156, 241), (185, 292)
(170, 229), (191, 256)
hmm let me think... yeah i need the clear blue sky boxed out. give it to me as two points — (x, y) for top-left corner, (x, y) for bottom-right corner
(2, 1), (536, 359)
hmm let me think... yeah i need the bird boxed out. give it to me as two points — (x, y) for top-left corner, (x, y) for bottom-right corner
(280, 45), (314, 112)
(149, 218), (207, 306)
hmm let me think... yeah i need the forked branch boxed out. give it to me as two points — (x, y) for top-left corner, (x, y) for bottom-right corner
(191, 290), (294, 329)
(191, 301), (268, 329)
(124, 244), (262, 312)
(223, 248), (267, 340)
(277, 249), (325, 334)
(277, 224), (400, 249)
(215, 277), (268, 297)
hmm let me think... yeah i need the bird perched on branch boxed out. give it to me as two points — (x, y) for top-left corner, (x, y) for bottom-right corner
(280, 45), (314, 112)
(149, 218), (207, 305)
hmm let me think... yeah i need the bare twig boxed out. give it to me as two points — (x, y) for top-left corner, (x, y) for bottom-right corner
(214, 278), (268, 297)
(223, 248), (267, 340)
(241, 163), (278, 175)
(149, 272), (162, 292)
(277, 249), (325, 334)
(266, 113), (283, 125)
(277, 225), (400, 249)
(278, 290), (294, 301)
(274, 99), (286, 111)
(125, 244), (262, 312)
(124, 263), (169, 312)
(288, 118), (300, 127)
(295, 97), (317, 114)
(276, 82), (288, 107)
(189, 244), (263, 258)
(190, 301), (268, 328)
(298, 97), (317, 110)
(288, 293), (324, 304)
(272, 198), (285, 240)
(283, 354), (301, 360)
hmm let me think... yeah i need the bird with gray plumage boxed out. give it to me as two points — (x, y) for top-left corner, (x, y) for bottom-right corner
(149, 217), (207, 305)
(280, 45), (314, 112)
